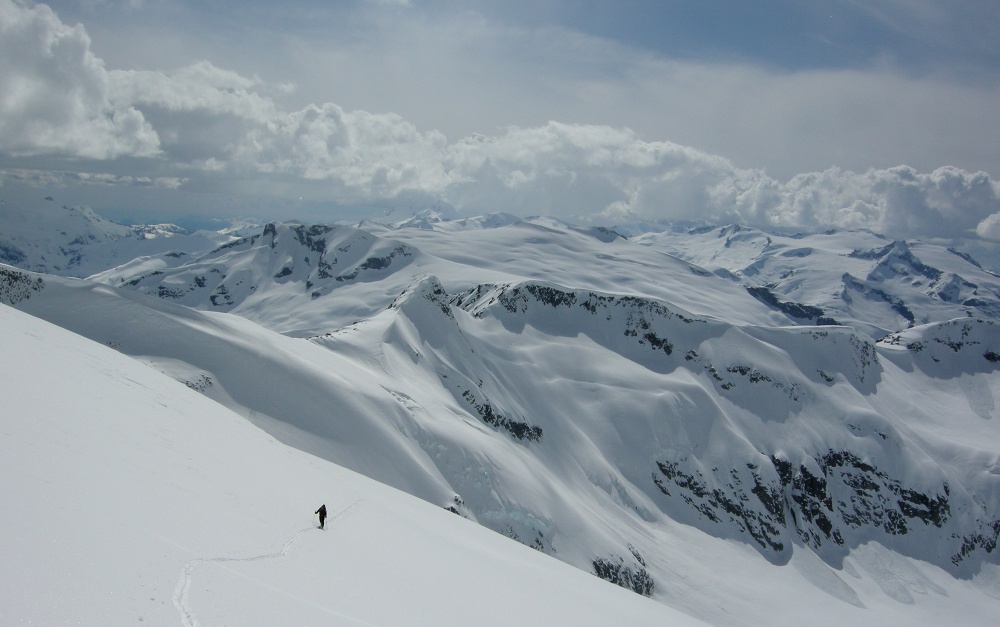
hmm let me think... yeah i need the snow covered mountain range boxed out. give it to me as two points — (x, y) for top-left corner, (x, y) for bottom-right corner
(2, 203), (1000, 624)
(633, 224), (1000, 339)
(0, 198), (239, 278)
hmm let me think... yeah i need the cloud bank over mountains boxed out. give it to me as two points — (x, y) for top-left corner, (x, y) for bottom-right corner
(0, 0), (158, 159)
(2, 0), (1000, 244)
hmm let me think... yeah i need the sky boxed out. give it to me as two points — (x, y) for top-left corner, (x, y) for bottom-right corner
(2, 0), (1000, 244)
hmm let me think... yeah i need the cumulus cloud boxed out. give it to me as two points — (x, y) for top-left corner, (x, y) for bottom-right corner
(439, 126), (1000, 242)
(0, 0), (447, 201)
(111, 62), (272, 116)
(246, 104), (450, 198)
(108, 60), (450, 201)
(2, 0), (999, 244)
(977, 213), (1000, 240)
(0, 0), (159, 158)
(439, 123), (747, 221)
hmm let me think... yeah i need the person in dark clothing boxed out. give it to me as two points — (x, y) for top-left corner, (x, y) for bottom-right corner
(315, 504), (327, 529)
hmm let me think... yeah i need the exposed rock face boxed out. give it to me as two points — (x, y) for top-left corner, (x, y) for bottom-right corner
(593, 545), (654, 596)
(107, 223), (417, 311)
(450, 280), (1000, 575)
(649, 448), (994, 571)
(0, 266), (45, 305)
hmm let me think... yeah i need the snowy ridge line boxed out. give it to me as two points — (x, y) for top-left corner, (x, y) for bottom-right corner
(172, 499), (364, 627)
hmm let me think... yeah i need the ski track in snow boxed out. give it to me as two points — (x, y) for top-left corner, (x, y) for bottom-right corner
(172, 499), (365, 627)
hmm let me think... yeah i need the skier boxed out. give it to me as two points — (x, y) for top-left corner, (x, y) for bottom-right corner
(315, 504), (327, 529)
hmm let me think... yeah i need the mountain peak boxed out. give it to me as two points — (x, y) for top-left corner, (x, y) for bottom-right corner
(389, 275), (453, 319)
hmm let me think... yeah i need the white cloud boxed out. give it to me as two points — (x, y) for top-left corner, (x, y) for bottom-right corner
(243, 103), (450, 200)
(110, 62), (273, 119)
(26, 1), (1000, 184)
(0, 0), (159, 158)
(977, 213), (1000, 241)
(2, 1), (999, 244)
(434, 121), (1000, 242)
(252, 7), (1000, 182)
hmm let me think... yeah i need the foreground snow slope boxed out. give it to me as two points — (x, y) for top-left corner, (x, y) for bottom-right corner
(0, 303), (696, 626)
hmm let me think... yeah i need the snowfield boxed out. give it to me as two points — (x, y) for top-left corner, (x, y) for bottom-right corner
(0, 304), (695, 626)
(2, 208), (1000, 625)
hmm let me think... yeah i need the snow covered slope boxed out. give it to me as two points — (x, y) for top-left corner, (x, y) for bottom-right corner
(1, 303), (697, 626)
(633, 224), (1000, 338)
(0, 199), (227, 278)
(5, 256), (1000, 624)
(90, 219), (785, 335)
